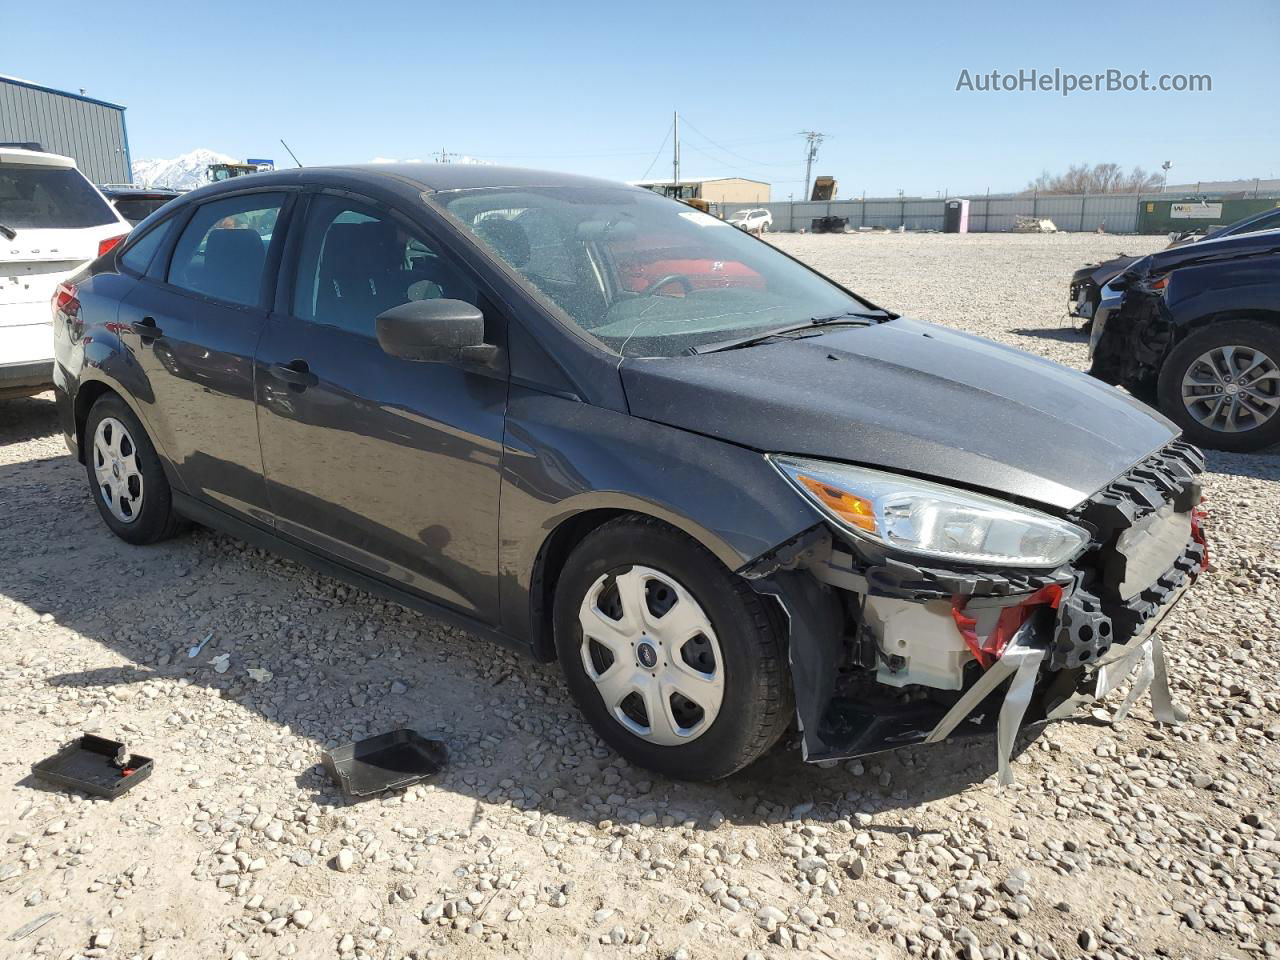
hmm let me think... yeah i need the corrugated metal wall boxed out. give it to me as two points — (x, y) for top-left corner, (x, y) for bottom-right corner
(718, 191), (1280, 234)
(0, 79), (130, 184)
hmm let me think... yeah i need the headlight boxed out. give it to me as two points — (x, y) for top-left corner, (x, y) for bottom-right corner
(769, 456), (1089, 568)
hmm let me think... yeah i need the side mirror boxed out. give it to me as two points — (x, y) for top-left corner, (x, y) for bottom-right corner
(375, 299), (495, 364)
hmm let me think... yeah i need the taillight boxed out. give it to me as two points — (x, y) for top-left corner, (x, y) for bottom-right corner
(98, 233), (128, 257)
(53, 281), (80, 320)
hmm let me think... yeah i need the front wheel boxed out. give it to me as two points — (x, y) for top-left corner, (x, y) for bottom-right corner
(553, 516), (792, 780)
(1157, 320), (1280, 452)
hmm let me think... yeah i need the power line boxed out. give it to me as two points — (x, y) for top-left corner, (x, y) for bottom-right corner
(637, 119), (673, 181)
(677, 139), (783, 178)
(472, 147), (661, 160)
(678, 115), (797, 168)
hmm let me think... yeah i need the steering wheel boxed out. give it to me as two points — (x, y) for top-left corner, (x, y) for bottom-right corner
(639, 274), (695, 297)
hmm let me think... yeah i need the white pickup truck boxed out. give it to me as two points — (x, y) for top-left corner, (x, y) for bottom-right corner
(1, 146), (130, 398)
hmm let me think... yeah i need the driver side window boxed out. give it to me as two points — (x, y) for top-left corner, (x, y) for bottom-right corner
(292, 195), (476, 337)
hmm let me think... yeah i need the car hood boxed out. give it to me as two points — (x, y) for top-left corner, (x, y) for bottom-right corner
(620, 316), (1178, 511)
(1073, 255), (1138, 288)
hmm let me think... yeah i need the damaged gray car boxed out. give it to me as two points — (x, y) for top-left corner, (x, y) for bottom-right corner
(54, 164), (1208, 781)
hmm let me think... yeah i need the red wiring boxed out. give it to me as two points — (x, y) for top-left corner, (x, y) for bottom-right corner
(951, 584), (1062, 669)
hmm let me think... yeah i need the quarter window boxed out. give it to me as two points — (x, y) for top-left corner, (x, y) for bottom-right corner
(118, 218), (175, 275)
(167, 193), (284, 307)
(292, 195), (476, 338)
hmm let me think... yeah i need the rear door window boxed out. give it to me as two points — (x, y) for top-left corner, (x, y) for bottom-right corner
(0, 165), (118, 229)
(166, 193), (284, 307)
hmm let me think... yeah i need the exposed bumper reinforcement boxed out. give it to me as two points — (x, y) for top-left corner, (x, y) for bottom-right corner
(1045, 577), (1191, 724)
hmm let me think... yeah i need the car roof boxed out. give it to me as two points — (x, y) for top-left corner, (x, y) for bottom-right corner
(180, 163), (642, 198)
(1209, 205), (1280, 238)
(0, 146), (76, 169)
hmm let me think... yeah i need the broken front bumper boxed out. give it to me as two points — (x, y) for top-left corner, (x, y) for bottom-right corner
(746, 441), (1207, 773)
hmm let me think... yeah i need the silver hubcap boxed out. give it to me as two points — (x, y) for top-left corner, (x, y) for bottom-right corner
(92, 417), (144, 523)
(1182, 344), (1280, 433)
(578, 566), (724, 746)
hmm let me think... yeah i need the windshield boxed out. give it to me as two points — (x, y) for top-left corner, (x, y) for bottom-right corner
(435, 185), (867, 357)
(0, 165), (118, 229)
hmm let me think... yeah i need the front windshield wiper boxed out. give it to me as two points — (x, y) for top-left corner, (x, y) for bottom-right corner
(0, 223), (16, 240)
(688, 309), (892, 355)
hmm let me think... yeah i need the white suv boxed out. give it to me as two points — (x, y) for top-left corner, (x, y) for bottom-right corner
(1, 146), (130, 399)
(727, 208), (773, 235)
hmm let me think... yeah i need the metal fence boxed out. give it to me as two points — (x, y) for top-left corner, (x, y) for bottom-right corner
(715, 192), (1280, 234)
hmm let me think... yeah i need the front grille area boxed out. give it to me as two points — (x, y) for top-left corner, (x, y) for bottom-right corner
(1049, 440), (1206, 670)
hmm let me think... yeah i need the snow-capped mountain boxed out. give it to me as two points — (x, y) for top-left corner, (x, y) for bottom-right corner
(131, 148), (237, 190)
(130, 149), (493, 190)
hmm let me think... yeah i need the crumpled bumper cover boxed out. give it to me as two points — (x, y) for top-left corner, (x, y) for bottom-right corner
(746, 440), (1207, 768)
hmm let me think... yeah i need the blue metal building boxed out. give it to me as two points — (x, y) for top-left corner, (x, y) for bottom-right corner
(0, 75), (131, 184)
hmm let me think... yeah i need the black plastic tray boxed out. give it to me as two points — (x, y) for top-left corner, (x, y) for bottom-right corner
(32, 735), (154, 799)
(322, 729), (446, 799)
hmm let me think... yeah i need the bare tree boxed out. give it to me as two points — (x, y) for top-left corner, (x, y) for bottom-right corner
(1025, 163), (1162, 194)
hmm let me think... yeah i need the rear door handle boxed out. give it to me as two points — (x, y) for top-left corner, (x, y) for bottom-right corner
(131, 317), (163, 340)
(269, 359), (318, 388)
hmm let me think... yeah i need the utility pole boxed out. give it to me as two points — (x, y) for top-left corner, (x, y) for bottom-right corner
(798, 130), (825, 201)
(433, 149), (461, 164)
(672, 111), (681, 199)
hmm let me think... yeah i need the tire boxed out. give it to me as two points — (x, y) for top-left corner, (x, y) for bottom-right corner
(84, 393), (185, 544)
(553, 515), (792, 780)
(1157, 320), (1280, 452)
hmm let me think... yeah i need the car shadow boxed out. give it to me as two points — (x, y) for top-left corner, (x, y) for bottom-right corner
(7, 409), (1038, 831)
(1009, 326), (1089, 343)
(0, 392), (59, 445)
(1203, 447), (1280, 476)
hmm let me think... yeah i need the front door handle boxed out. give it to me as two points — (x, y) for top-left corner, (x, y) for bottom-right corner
(131, 317), (163, 340)
(269, 359), (318, 389)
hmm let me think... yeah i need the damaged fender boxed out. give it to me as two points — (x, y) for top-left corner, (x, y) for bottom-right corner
(744, 441), (1207, 774)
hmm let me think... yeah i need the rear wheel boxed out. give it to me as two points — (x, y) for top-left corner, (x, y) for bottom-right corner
(553, 516), (792, 780)
(84, 394), (184, 544)
(1158, 320), (1280, 452)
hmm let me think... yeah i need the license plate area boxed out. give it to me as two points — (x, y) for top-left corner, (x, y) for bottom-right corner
(1, 260), (81, 309)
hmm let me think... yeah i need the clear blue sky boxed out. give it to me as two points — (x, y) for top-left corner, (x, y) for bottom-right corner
(7, 0), (1278, 197)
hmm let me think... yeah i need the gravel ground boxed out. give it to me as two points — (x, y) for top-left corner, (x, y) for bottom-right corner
(3, 232), (1279, 960)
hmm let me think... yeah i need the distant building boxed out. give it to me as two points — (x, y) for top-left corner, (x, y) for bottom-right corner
(632, 176), (770, 204)
(0, 75), (131, 184)
(1163, 178), (1280, 195)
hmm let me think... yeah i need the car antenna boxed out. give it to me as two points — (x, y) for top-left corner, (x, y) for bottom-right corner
(280, 139), (303, 168)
